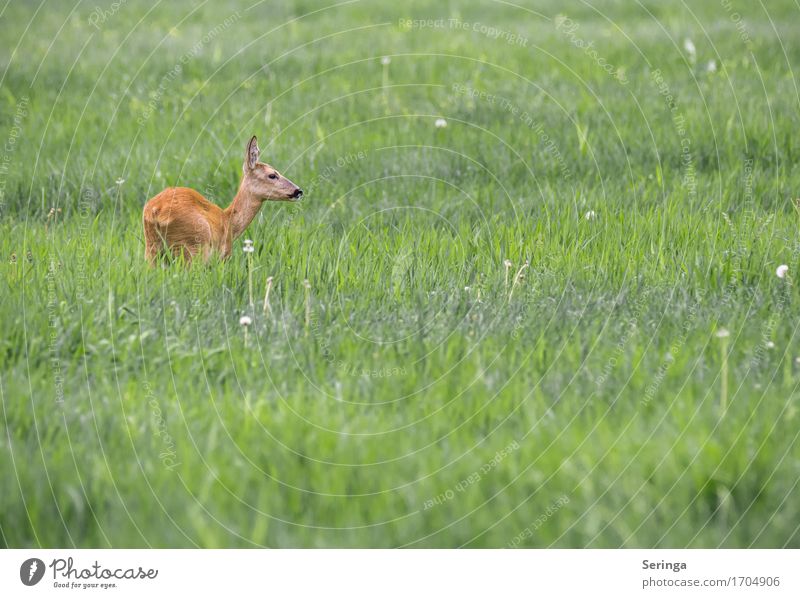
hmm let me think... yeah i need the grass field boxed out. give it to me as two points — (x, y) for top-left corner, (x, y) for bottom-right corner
(2, 0), (800, 548)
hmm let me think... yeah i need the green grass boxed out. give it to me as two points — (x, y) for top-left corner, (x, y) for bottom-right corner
(2, 0), (800, 548)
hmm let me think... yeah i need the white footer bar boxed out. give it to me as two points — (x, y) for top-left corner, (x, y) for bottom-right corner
(1, 549), (797, 597)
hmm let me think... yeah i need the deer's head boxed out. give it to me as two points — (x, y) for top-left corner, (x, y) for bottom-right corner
(241, 136), (303, 201)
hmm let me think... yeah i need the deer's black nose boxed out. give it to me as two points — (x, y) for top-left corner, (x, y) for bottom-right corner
(292, 188), (303, 199)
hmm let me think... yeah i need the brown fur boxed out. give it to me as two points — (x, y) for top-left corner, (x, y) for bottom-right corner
(142, 136), (301, 265)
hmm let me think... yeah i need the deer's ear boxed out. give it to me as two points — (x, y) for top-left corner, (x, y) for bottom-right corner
(245, 136), (260, 170)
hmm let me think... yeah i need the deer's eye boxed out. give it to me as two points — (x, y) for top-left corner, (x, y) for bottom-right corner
(268, 173), (278, 180)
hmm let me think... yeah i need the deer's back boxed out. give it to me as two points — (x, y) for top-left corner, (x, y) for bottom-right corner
(143, 187), (229, 251)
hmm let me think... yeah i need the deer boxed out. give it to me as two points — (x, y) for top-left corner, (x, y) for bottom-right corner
(143, 136), (302, 265)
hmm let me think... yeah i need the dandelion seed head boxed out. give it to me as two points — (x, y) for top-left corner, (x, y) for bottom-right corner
(239, 315), (252, 326)
(766, 341), (775, 349)
(434, 118), (448, 128)
(776, 264), (789, 279)
(715, 328), (730, 339)
(381, 56), (391, 65)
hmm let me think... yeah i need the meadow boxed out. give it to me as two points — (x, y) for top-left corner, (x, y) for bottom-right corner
(1, 0), (800, 548)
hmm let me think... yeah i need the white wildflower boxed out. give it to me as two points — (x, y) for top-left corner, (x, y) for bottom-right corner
(584, 210), (596, 220)
(715, 328), (730, 339)
(683, 38), (696, 62)
(381, 56), (391, 65)
(776, 264), (788, 279)
(434, 118), (448, 128)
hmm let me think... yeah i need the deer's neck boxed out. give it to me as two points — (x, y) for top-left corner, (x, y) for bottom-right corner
(224, 184), (263, 240)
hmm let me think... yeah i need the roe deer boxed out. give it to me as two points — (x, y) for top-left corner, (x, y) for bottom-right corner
(143, 136), (302, 265)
